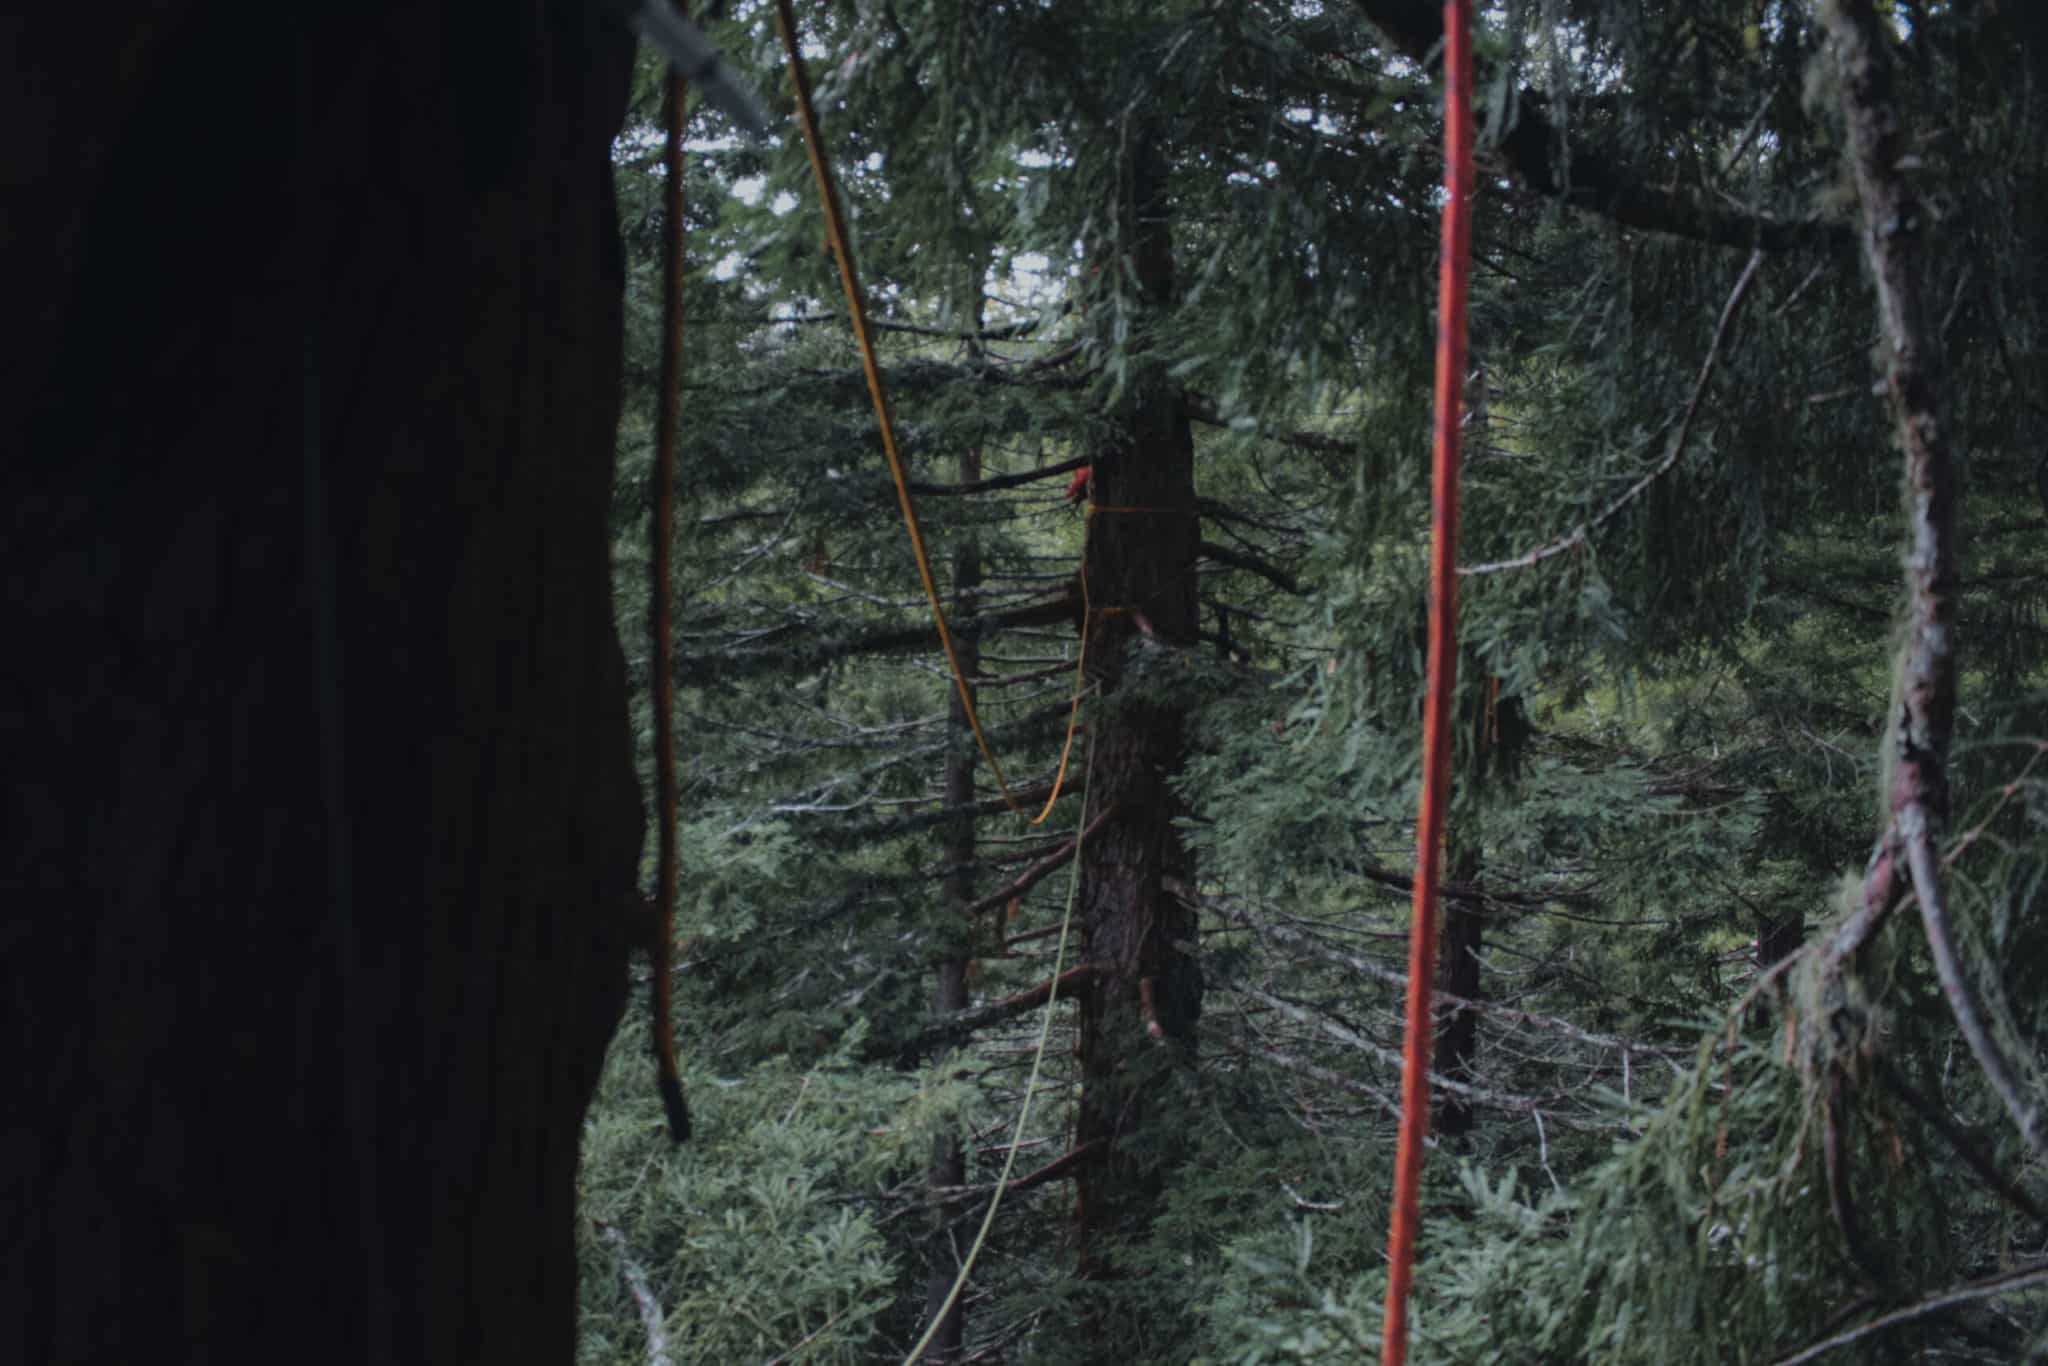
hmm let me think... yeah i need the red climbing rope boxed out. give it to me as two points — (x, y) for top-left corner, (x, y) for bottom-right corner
(1382, 2), (1473, 1361)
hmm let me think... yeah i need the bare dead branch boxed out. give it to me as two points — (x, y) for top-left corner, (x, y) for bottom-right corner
(908, 456), (1091, 498)
(1185, 393), (1356, 455)
(890, 965), (1097, 1060)
(1226, 981), (1585, 1122)
(1197, 539), (1305, 596)
(1004, 1139), (1106, 1195)
(963, 804), (1119, 919)
(1238, 1040), (1413, 1133)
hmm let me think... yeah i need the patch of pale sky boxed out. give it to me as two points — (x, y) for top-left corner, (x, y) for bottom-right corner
(982, 243), (1085, 317)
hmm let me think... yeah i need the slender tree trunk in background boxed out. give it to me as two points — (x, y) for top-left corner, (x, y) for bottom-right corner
(1072, 130), (1203, 1304)
(923, 441), (982, 1362)
(1830, 0), (2043, 1162)
(1433, 846), (1482, 1139)
(1756, 910), (1804, 970)
(3, 7), (638, 1362)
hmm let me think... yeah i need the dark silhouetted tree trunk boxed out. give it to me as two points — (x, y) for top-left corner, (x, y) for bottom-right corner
(4, 7), (639, 1363)
(1072, 129), (1203, 1303)
(1756, 911), (1804, 970)
(923, 442), (981, 1362)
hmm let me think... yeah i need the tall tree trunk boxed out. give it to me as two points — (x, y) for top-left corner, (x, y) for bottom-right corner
(4, 7), (638, 1362)
(1433, 383), (1494, 1141)
(923, 441), (982, 1362)
(1072, 130), (1203, 1302)
(1755, 910), (1805, 970)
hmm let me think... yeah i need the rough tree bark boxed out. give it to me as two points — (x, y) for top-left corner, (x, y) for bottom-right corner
(3, 7), (640, 1362)
(1072, 128), (1204, 1302)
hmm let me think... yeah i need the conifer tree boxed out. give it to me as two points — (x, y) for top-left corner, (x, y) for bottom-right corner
(579, 4), (2048, 1360)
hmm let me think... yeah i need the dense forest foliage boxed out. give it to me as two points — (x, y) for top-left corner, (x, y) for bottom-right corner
(575, 3), (2048, 1361)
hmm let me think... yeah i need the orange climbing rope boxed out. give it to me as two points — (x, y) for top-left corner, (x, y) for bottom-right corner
(774, 0), (1081, 826)
(1382, 1), (1473, 1361)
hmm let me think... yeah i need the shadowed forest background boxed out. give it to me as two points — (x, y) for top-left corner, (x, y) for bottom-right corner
(6, 3), (2046, 1365)
(581, 3), (2048, 1362)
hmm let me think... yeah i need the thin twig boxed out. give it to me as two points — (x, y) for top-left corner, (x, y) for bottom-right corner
(1943, 740), (2048, 867)
(886, 965), (1096, 1062)
(962, 803), (1118, 918)
(1003, 1139), (1105, 1196)
(1876, 1059), (2047, 1226)
(1532, 1109), (1563, 1197)
(1228, 982), (1569, 1117)
(763, 1301), (857, 1366)
(1903, 814), (2044, 1158)
(1238, 1040), (1415, 1135)
(1463, 248), (1764, 576)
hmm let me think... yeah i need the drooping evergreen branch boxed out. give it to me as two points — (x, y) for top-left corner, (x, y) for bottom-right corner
(888, 965), (1097, 1062)
(1196, 539), (1305, 596)
(1237, 1041), (1408, 1131)
(1875, 1060), (2048, 1228)
(777, 786), (1088, 851)
(908, 456), (1091, 498)
(1770, 1259), (2048, 1366)
(1825, 0), (2043, 1162)
(1349, 861), (1596, 915)
(1820, 1070), (1888, 1287)
(1000, 1138), (1106, 1195)
(1209, 895), (1685, 1069)
(924, 1139), (1108, 1207)
(962, 803), (1119, 918)
(1942, 741), (2048, 869)
(1197, 496), (1315, 537)
(1185, 393), (1356, 456)
(1345, 1), (1843, 253)
(1225, 981), (1586, 1122)
(1463, 249), (1763, 576)
(744, 310), (1057, 343)
(779, 355), (1092, 397)
(678, 591), (1081, 684)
